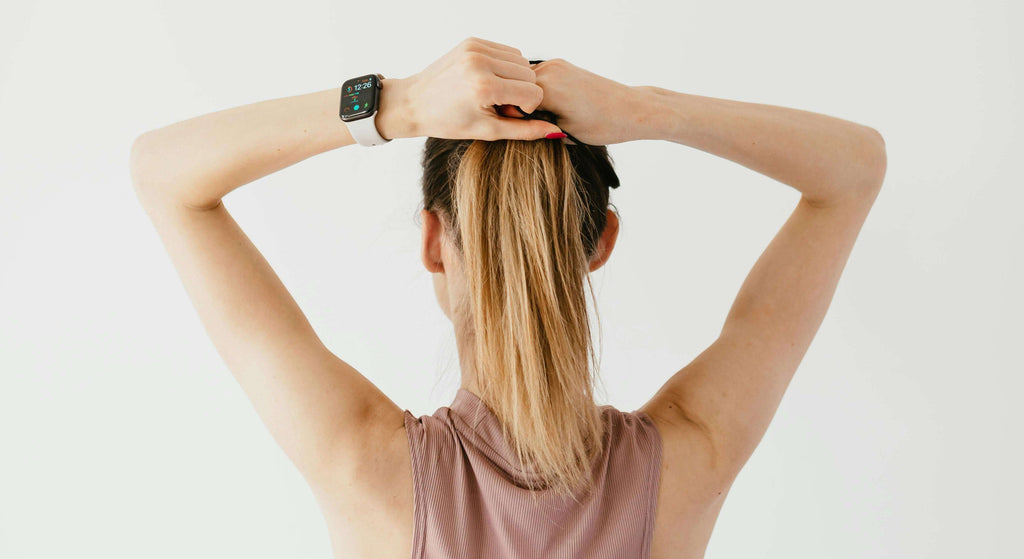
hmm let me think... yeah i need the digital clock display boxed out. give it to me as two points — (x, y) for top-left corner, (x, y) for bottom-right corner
(340, 74), (379, 120)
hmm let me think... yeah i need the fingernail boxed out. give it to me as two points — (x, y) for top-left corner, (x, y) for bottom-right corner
(545, 132), (567, 139)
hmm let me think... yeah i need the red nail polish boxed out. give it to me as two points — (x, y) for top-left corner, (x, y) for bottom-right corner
(546, 132), (567, 139)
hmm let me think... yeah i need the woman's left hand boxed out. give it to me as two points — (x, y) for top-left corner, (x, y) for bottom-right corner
(375, 37), (565, 141)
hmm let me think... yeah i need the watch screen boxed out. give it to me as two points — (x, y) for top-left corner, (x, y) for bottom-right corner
(340, 75), (378, 120)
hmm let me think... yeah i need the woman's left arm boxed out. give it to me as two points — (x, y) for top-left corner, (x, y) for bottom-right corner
(127, 84), (409, 495)
(131, 37), (561, 211)
(133, 84), (393, 210)
(128, 37), (559, 493)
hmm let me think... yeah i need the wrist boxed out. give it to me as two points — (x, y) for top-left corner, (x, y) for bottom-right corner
(375, 77), (419, 140)
(629, 85), (678, 142)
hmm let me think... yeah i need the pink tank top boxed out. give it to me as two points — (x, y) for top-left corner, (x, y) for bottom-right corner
(402, 388), (663, 558)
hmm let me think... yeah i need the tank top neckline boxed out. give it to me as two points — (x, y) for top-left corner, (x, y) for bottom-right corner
(449, 388), (491, 430)
(446, 388), (612, 489)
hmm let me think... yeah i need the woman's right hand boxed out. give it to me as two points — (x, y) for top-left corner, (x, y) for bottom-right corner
(376, 37), (564, 142)
(532, 59), (651, 146)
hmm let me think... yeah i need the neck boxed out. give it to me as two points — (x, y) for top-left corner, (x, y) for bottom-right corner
(454, 322), (480, 394)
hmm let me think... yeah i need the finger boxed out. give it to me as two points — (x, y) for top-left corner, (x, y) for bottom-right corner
(477, 45), (531, 67)
(468, 37), (523, 56)
(487, 79), (545, 114)
(482, 117), (563, 141)
(486, 57), (536, 83)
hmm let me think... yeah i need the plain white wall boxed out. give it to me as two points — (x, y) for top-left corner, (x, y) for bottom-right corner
(1, 0), (1020, 557)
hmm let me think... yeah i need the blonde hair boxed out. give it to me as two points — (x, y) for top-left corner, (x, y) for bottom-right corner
(421, 137), (618, 500)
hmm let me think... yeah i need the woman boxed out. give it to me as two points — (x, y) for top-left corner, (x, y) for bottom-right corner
(130, 37), (887, 559)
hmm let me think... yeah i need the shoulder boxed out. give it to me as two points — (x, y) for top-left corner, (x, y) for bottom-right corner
(311, 404), (417, 558)
(599, 404), (665, 499)
(599, 404), (663, 457)
(638, 393), (733, 505)
(309, 401), (411, 508)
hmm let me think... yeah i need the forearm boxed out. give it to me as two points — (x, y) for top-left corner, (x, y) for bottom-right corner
(633, 86), (886, 205)
(129, 81), (408, 209)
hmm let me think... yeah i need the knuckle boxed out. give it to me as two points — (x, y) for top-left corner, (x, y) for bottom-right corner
(463, 51), (488, 70)
(471, 77), (492, 99)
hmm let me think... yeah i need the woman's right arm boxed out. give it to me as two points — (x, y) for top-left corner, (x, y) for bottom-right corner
(636, 85), (886, 206)
(535, 58), (885, 206)
(536, 59), (887, 491)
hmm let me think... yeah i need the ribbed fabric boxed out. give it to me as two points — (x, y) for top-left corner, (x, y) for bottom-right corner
(402, 389), (663, 559)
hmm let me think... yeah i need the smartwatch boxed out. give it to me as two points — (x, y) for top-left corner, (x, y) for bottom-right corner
(339, 73), (391, 146)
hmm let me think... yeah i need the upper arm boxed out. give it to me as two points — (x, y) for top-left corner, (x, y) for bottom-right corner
(641, 159), (885, 487)
(130, 162), (403, 489)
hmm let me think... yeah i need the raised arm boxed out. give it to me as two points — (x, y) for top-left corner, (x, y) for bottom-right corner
(129, 85), (399, 490)
(128, 37), (562, 493)
(634, 86), (886, 485)
(534, 59), (887, 492)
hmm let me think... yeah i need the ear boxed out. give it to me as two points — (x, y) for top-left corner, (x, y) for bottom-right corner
(588, 208), (620, 273)
(421, 208), (445, 274)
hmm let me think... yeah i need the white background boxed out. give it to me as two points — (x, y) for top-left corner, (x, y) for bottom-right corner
(1, 0), (1020, 557)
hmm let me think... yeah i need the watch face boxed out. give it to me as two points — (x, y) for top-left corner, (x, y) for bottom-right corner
(340, 74), (379, 121)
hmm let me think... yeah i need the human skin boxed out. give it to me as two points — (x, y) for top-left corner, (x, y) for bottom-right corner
(129, 36), (886, 558)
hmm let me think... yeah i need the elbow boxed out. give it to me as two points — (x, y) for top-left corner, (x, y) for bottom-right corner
(859, 126), (888, 192)
(129, 132), (174, 204)
(129, 132), (157, 192)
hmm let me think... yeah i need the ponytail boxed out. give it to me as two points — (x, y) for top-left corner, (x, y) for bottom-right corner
(421, 137), (616, 500)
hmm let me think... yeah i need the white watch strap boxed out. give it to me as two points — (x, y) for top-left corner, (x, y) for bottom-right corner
(346, 112), (391, 147)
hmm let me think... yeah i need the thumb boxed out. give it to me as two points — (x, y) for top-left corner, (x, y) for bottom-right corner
(488, 117), (565, 141)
